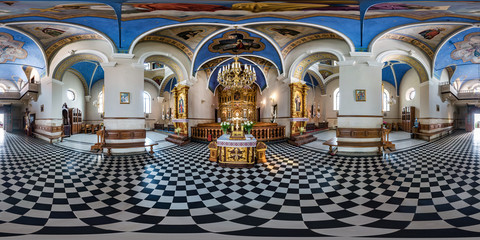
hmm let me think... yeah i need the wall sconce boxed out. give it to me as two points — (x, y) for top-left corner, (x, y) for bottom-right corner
(262, 99), (266, 105)
(270, 94), (276, 104)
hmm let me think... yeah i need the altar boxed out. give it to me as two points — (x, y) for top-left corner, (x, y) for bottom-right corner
(216, 133), (256, 167)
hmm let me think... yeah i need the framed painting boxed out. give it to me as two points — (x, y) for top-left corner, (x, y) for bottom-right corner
(120, 92), (130, 104)
(355, 89), (366, 102)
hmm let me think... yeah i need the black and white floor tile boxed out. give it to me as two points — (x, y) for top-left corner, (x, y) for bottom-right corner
(0, 130), (480, 239)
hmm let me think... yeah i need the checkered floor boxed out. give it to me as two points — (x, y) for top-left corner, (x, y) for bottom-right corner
(0, 130), (480, 238)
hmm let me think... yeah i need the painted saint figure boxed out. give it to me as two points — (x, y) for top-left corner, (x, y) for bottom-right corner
(179, 97), (184, 114)
(295, 94), (301, 112)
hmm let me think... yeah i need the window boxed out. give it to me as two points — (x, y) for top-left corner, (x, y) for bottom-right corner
(66, 89), (75, 101)
(406, 88), (416, 101)
(383, 89), (390, 112)
(143, 91), (151, 114)
(333, 88), (340, 111)
(97, 91), (104, 113)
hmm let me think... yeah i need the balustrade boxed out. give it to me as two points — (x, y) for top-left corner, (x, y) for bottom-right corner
(192, 125), (285, 142)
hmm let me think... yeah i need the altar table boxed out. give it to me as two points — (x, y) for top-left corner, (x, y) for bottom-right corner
(216, 134), (257, 168)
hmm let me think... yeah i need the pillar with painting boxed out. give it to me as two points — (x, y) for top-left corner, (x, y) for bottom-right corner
(165, 84), (190, 145)
(288, 82), (317, 146)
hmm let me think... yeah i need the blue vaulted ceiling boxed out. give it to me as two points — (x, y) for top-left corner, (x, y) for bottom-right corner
(164, 77), (177, 93)
(69, 61), (104, 90)
(0, 0), (479, 87)
(382, 61), (412, 94)
(304, 72), (320, 88)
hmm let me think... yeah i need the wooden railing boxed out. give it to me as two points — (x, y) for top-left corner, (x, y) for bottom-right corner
(191, 127), (223, 141)
(191, 125), (286, 142)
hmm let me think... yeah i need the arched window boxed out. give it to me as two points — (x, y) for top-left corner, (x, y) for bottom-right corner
(383, 89), (390, 112)
(143, 91), (151, 114)
(333, 88), (340, 111)
(97, 91), (104, 113)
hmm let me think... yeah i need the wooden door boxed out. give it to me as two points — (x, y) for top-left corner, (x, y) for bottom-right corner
(466, 112), (474, 132)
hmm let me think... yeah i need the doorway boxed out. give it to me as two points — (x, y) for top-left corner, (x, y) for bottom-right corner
(475, 114), (480, 129)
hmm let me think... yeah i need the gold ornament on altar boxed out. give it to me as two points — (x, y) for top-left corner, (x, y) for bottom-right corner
(229, 112), (246, 140)
(217, 56), (256, 90)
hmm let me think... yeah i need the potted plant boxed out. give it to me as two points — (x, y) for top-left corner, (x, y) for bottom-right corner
(243, 121), (254, 135)
(175, 127), (182, 135)
(220, 122), (231, 135)
(299, 126), (306, 135)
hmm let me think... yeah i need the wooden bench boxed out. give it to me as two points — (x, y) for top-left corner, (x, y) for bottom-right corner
(33, 132), (65, 144)
(323, 137), (383, 155)
(102, 139), (158, 156)
(413, 127), (453, 142)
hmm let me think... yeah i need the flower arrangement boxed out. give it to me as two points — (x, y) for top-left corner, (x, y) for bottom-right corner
(382, 121), (387, 128)
(242, 121), (254, 134)
(299, 127), (306, 135)
(175, 127), (182, 135)
(220, 122), (231, 134)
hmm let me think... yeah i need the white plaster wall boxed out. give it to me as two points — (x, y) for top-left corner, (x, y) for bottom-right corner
(30, 77), (54, 120)
(383, 81), (400, 123)
(399, 69), (421, 119)
(85, 79), (103, 123)
(62, 71), (85, 115)
(324, 78), (339, 128)
(189, 70), (216, 127)
(425, 69), (455, 124)
(144, 81), (161, 129)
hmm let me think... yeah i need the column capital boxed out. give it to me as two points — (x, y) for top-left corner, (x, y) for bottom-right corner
(349, 51), (373, 57)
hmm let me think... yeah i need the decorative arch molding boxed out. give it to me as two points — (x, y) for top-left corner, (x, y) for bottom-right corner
(191, 26), (284, 76)
(369, 21), (472, 53)
(305, 69), (326, 95)
(129, 22), (230, 55)
(241, 21), (356, 54)
(377, 51), (429, 84)
(52, 53), (104, 81)
(138, 52), (188, 82)
(65, 68), (88, 96)
(5, 21), (117, 56)
(289, 50), (343, 81)
(324, 73), (339, 86)
(0, 24), (48, 76)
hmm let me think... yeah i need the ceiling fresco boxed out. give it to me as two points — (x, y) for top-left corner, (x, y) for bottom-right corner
(382, 61), (412, 94)
(143, 25), (224, 51)
(0, 27), (45, 91)
(13, 23), (98, 49)
(0, 1), (116, 20)
(249, 24), (332, 48)
(367, 1), (479, 19)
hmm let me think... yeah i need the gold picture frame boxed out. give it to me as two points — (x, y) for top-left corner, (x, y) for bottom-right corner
(120, 92), (130, 104)
(355, 89), (366, 102)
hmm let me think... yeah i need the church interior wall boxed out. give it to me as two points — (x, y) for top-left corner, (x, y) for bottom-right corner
(144, 80), (161, 129)
(383, 81), (400, 124)
(85, 79), (103, 124)
(424, 69), (455, 125)
(188, 71), (216, 128)
(324, 78), (339, 128)
(399, 68), (421, 120)
(61, 71), (85, 116)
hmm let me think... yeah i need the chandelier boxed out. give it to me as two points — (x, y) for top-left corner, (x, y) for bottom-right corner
(218, 56), (256, 90)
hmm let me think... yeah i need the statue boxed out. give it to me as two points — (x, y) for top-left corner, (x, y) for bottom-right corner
(62, 103), (69, 125)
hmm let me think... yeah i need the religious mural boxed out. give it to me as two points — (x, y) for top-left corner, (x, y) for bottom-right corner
(145, 25), (223, 50)
(0, 1), (477, 21)
(0, 32), (27, 63)
(208, 30), (265, 54)
(14, 23), (94, 49)
(451, 32), (480, 64)
(250, 24), (327, 48)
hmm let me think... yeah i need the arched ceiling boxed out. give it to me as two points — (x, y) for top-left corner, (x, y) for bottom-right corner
(0, 0), (478, 87)
(382, 61), (412, 95)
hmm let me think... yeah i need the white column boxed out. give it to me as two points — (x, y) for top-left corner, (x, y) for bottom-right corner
(337, 58), (383, 153)
(101, 59), (146, 153)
